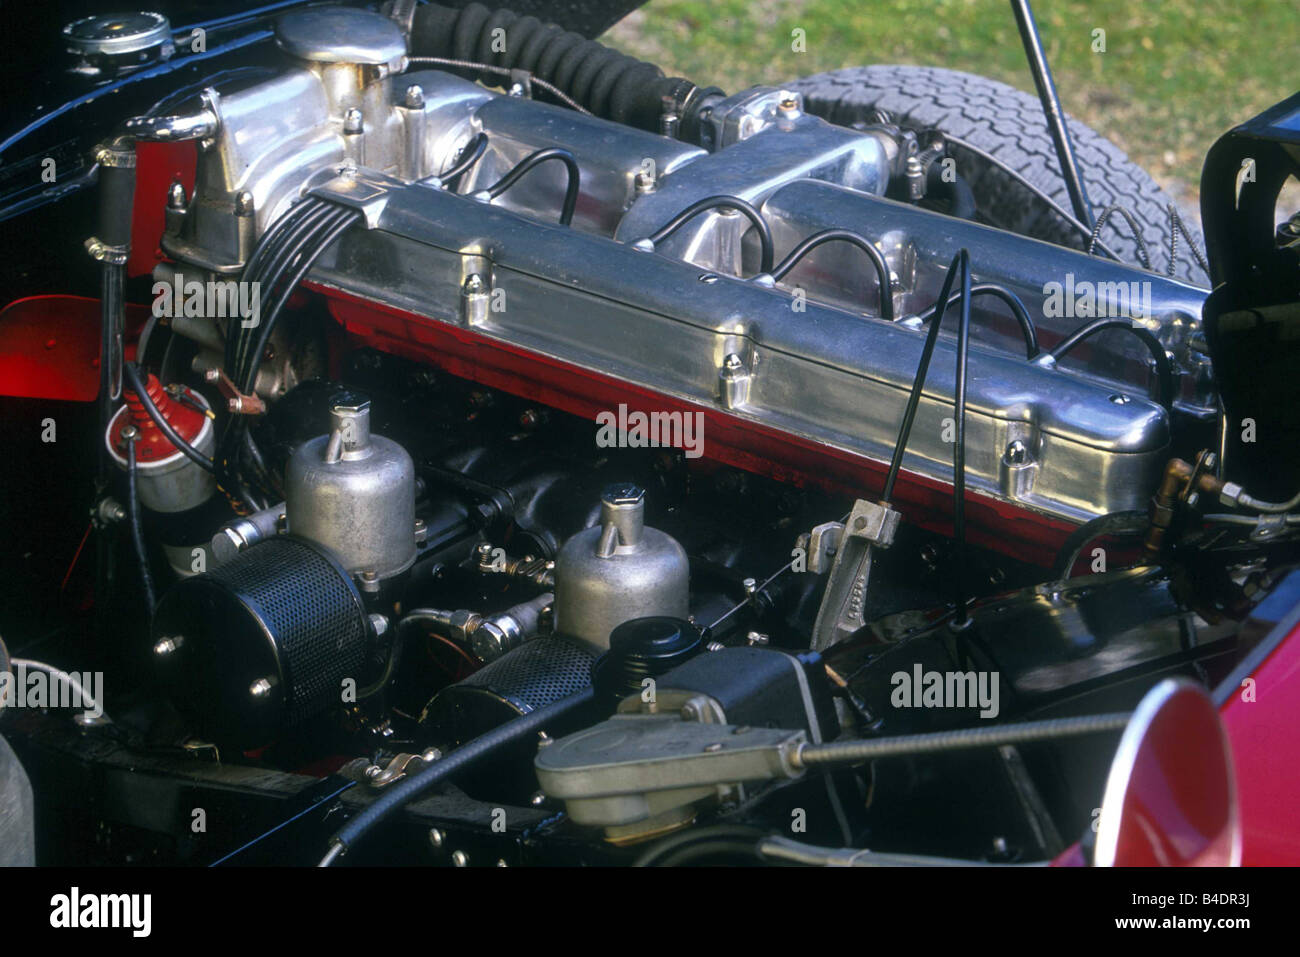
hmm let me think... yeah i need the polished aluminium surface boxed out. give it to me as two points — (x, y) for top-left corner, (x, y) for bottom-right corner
(162, 54), (1208, 525)
(285, 398), (417, 580)
(308, 171), (1169, 525)
(553, 486), (691, 650)
(760, 181), (1212, 409)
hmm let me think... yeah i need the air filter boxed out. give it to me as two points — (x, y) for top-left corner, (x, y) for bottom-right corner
(151, 535), (369, 749)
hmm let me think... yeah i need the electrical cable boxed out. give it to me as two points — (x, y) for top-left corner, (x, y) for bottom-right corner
(240, 205), (361, 394)
(481, 147), (580, 226)
(439, 131), (489, 188)
(949, 250), (973, 625)
(235, 201), (348, 384)
(643, 195), (775, 275)
(916, 282), (1039, 358)
(881, 250), (967, 502)
(125, 437), (156, 614)
(768, 228), (894, 321)
(320, 685), (596, 864)
(121, 361), (214, 474)
(9, 657), (109, 721)
(1086, 203), (1153, 270)
(1049, 317), (1174, 409)
(210, 780), (358, 866)
(940, 133), (1121, 262)
(1166, 203), (1210, 277)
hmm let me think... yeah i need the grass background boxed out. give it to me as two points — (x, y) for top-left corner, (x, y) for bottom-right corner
(605, 0), (1297, 207)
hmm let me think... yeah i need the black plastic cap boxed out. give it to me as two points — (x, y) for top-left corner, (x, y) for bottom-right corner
(593, 616), (703, 703)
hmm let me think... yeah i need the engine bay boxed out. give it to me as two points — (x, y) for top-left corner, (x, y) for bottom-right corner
(3, 2), (1299, 868)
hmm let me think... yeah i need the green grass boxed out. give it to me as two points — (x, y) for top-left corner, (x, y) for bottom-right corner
(605, 0), (1297, 198)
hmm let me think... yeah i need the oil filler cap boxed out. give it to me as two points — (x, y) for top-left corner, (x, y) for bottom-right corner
(593, 616), (702, 703)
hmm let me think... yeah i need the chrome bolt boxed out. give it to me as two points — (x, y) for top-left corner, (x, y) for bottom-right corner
(403, 84), (425, 109)
(153, 636), (183, 656)
(428, 828), (444, 848)
(234, 190), (255, 217)
(249, 677), (275, 698)
(167, 181), (188, 210)
(1004, 439), (1030, 466)
(343, 108), (364, 135)
(451, 850), (469, 867)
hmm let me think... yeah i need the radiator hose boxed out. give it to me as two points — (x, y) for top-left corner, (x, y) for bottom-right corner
(410, 2), (718, 134)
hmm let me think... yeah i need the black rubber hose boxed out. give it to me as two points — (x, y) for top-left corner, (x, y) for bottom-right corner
(410, 3), (702, 131)
(769, 229), (894, 321)
(926, 163), (977, 220)
(918, 282), (1040, 358)
(483, 147), (580, 226)
(645, 195), (775, 275)
(121, 362), (215, 474)
(321, 686), (596, 863)
(1051, 509), (1149, 580)
(1049, 317), (1174, 409)
(126, 438), (157, 614)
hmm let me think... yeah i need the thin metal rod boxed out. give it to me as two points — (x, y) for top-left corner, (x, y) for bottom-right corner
(795, 711), (1131, 767)
(1009, 0), (1095, 228)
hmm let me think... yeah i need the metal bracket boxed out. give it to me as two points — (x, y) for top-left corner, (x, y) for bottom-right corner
(535, 713), (805, 835)
(204, 367), (266, 415)
(810, 498), (900, 650)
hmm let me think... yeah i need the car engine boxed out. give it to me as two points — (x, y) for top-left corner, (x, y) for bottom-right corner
(2, 1), (1298, 868)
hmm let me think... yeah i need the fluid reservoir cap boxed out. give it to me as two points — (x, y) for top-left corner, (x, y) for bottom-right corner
(593, 616), (703, 702)
(64, 12), (174, 75)
(275, 8), (407, 70)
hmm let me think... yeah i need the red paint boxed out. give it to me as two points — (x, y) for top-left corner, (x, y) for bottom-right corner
(1220, 621), (1300, 865)
(0, 295), (149, 402)
(315, 284), (1078, 567)
(129, 141), (196, 278)
(108, 371), (206, 464)
(1104, 684), (1238, 866)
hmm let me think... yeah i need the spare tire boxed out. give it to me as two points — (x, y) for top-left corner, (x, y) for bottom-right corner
(788, 65), (1207, 286)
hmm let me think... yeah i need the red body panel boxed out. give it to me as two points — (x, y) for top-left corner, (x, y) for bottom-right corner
(1220, 621), (1300, 865)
